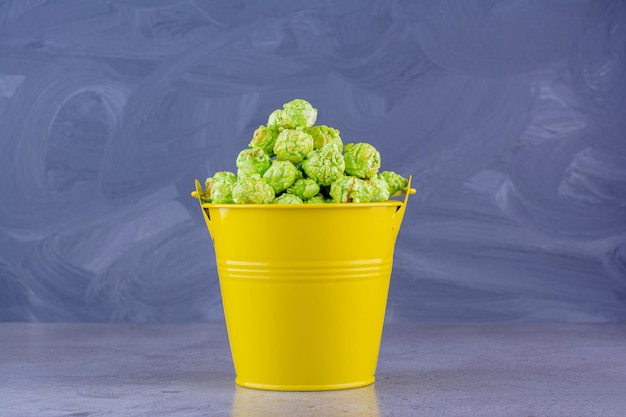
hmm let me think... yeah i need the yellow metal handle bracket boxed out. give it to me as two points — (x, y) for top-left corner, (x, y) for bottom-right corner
(392, 175), (413, 239)
(193, 179), (215, 239)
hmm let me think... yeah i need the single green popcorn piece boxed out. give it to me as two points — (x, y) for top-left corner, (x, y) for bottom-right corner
(301, 143), (345, 186)
(212, 171), (237, 183)
(262, 160), (302, 194)
(330, 176), (373, 203)
(203, 171), (236, 202)
(368, 176), (391, 202)
(379, 171), (409, 195)
(274, 129), (314, 163)
(236, 146), (271, 177)
(267, 109), (285, 129)
(280, 99), (317, 128)
(211, 183), (235, 203)
(272, 193), (303, 204)
(287, 178), (320, 200)
(305, 194), (328, 204)
(343, 142), (381, 179)
(307, 125), (343, 151)
(232, 176), (275, 204)
(207, 171), (237, 204)
(248, 125), (279, 157)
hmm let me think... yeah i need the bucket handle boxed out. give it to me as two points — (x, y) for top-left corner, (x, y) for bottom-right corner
(193, 179), (215, 239)
(392, 175), (412, 239)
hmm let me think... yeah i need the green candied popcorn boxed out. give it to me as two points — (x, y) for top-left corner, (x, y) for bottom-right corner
(262, 160), (302, 194)
(301, 143), (345, 186)
(343, 142), (381, 179)
(368, 175), (390, 202)
(236, 147), (271, 177)
(305, 194), (327, 204)
(272, 193), (303, 204)
(273, 129), (314, 163)
(203, 172), (236, 202)
(248, 125), (279, 157)
(330, 176), (373, 203)
(379, 171), (409, 195)
(280, 99), (317, 128)
(307, 125), (343, 151)
(267, 109), (285, 129)
(212, 171), (237, 182)
(232, 176), (274, 204)
(207, 171), (237, 204)
(287, 178), (320, 200)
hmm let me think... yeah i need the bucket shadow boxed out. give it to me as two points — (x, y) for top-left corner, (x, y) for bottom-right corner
(230, 384), (379, 417)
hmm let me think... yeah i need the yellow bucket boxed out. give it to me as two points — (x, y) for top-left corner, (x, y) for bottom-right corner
(194, 178), (412, 391)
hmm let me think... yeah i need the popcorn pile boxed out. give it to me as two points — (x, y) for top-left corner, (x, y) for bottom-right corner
(199, 99), (408, 204)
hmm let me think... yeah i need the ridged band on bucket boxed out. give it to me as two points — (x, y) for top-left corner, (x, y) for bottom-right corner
(219, 259), (393, 281)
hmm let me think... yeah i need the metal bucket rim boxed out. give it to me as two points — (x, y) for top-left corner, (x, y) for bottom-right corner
(201, 201), (404, 210)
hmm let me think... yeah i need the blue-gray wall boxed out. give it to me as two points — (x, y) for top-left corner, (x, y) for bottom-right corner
(1, 0), (625, 322)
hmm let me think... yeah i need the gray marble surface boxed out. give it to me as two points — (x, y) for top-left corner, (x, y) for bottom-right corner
(1, 322), (625, 417)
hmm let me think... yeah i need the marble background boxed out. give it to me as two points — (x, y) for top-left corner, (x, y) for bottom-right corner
(1, 0), (625, 322)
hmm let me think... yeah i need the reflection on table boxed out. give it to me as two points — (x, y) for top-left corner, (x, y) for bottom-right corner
(231, 384), (379, 417)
